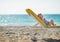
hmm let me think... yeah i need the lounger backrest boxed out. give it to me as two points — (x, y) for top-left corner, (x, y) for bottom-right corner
(26, 9), (47, 27)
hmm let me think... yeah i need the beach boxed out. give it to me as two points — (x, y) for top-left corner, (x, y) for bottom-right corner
(0, 26), (60, 42)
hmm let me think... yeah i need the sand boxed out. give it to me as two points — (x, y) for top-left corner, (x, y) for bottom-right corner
(0, 26), (60, 42)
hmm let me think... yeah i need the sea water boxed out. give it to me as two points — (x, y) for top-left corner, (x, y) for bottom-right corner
(0, 14), (60, 26)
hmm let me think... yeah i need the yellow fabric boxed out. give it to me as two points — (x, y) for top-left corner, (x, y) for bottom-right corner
(26, 8), (60, 28)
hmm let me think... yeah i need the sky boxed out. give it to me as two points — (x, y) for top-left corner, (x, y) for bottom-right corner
(0, 0), (60, 14)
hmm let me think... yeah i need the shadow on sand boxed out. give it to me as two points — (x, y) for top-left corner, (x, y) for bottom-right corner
(43, 38), (60, 42)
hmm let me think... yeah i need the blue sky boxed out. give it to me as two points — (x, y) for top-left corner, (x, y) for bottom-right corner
(0, 0), (60, 14)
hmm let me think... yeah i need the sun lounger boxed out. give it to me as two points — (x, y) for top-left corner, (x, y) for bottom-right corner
(26, 9), (60, 28)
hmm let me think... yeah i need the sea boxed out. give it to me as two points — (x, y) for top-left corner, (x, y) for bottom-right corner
(0, 14), (60, 26)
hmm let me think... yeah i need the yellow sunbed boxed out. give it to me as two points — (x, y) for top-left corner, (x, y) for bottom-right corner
(26, 9), (60, 28)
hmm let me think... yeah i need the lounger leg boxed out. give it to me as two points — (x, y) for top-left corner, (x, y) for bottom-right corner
(40, 28), (47, 39)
